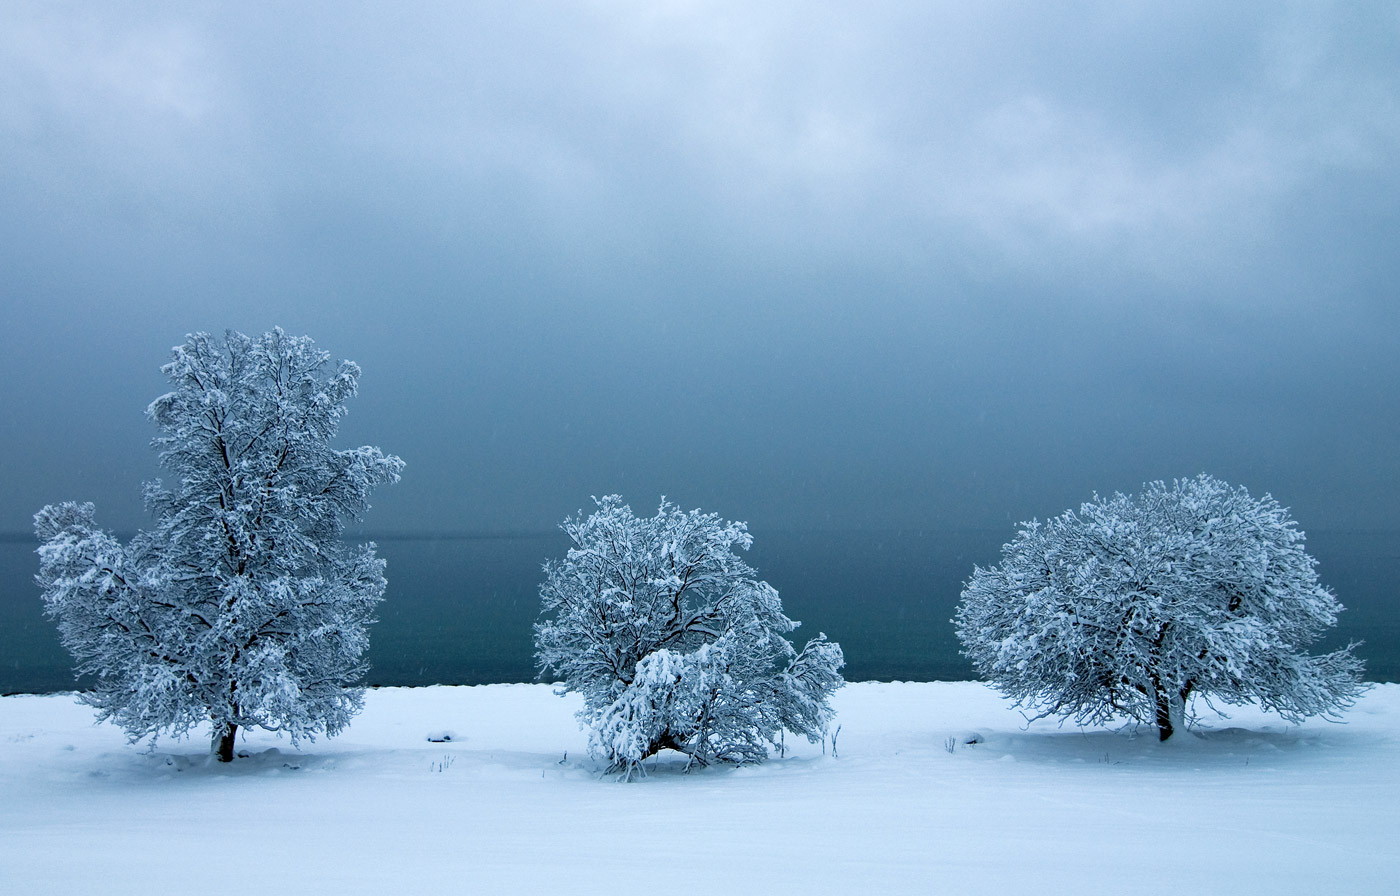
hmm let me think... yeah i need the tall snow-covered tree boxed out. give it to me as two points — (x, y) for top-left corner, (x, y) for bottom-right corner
(35, 329), (404, 761)
(955, 475), (1366, 740)
(535, 496), (844, 778)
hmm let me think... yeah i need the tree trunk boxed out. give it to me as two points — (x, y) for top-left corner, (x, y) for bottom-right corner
(1154, 689), (1175, 741)
(214, 722), (238, 762)
(1154, 686), (1187, 742)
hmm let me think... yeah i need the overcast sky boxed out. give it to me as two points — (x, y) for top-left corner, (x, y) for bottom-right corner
(2, 1), (1397, 537)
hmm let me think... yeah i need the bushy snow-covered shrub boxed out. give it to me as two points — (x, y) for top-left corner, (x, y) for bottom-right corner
(955, 475), (1366, 740)
(35, 329), (403, 761)
(535, 496), (844, 777)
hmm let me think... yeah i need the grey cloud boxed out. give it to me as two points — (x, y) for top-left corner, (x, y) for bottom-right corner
(1, 1), (1396, 539)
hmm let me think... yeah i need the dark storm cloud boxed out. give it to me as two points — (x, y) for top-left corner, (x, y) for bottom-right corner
(1, 1), (1397, 538)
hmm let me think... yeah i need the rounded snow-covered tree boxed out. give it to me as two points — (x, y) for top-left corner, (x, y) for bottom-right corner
(535, 496), (844, 777)
(955, 475), (1366, 741)
(35, 329), (404, 761)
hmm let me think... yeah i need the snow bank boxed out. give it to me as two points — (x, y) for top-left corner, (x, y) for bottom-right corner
(2, 682), (1396, 893)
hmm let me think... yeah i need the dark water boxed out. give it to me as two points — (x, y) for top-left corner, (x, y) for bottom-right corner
(3, 529), (1395, 694)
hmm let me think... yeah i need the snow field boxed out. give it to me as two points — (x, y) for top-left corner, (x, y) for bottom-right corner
(2, 681), (1396, 894)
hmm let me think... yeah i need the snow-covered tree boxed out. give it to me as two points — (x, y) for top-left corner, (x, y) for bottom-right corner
(535, 496), (844, 777)
(35, 329), (404, 761)
(956, 475), (1366, 740)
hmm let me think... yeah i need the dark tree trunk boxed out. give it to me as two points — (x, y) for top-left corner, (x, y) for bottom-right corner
(1154, 689), (1175, 741)
(1154, 683), (1191, 742)
(215, 722), (238, 762)
(647, 732), (706, 766)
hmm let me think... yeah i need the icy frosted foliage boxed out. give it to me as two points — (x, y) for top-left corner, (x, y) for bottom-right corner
(956, 475), (1366, 741)
(535, 496), (844, 777)
(34, 330), (404, 760)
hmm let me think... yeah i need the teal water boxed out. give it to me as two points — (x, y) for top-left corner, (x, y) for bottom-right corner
(3, 529), (1395, 694)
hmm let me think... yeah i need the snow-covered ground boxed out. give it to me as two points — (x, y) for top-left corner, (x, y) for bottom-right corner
(2, 681), (1395, 894)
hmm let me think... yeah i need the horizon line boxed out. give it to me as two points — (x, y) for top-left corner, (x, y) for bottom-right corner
(4, 524), (1398, 545)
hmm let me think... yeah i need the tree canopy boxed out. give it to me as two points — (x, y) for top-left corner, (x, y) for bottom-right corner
(955, 475), (1365, 740)
(535, 496), (844, 777)
(35, 329), (403, 760)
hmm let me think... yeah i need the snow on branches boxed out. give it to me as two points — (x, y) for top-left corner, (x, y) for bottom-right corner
(535, 496), (844, 777)
(35, 329), (404, 761)
(956, 475), (1366, 740)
